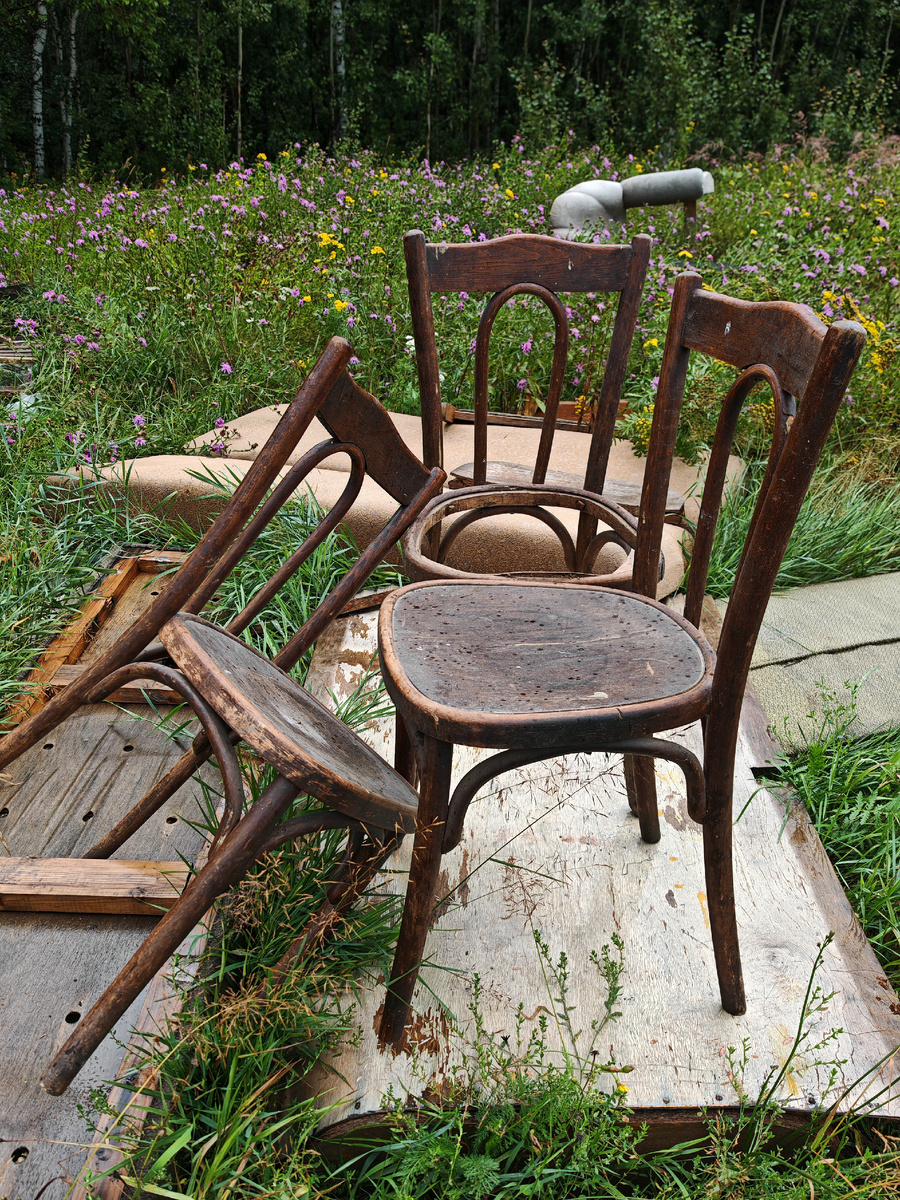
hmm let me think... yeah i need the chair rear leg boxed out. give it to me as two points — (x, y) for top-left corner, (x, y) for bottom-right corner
(624, 753), (660, 843)
(394, 714), (418, 790)
(703, 799), (746, 1015)
(41, 774), (299, 1096)
(379, 735), (452, 1048)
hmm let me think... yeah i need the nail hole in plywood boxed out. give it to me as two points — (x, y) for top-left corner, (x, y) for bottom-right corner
(165, 816), (177, 825)
(0, 808), (8, 818)
(150, 590), (160, 596)
(82, 811), (94, 822)
(10, 1147), (29, 1164)
(64, 1010), (81, 1024)
(43, 742), (54, 750)
(123, 744), (134, 752)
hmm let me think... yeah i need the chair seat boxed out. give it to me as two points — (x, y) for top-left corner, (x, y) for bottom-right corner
(160, 614), (419, 833)
(378, 580), (714, 749)
(449, 459), (685, 518)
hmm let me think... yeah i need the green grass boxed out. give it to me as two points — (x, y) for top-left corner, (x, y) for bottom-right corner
(761, 682), (900, 986)
(1, 143), (898, 1197)
(694, 462), (900, 599)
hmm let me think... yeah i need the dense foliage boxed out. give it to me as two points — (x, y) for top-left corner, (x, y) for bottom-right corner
(1, 0), (898, 180)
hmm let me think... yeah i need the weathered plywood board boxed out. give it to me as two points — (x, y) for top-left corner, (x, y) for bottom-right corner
(305, 610), (900, 1134)
(0, 554), (216, 1200)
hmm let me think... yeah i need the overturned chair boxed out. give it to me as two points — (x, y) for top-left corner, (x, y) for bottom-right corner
(0, 337), (446, 1094)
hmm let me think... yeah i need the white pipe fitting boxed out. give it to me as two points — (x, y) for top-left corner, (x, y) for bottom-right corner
(550, 167), (714, 238)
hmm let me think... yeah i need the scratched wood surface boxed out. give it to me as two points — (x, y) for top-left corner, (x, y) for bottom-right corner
(305, 609), (900, 1134)
(0, 558), (213, 1200)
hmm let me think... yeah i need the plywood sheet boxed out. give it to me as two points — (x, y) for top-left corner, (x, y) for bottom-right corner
(304, 610), (900, 1134)
(0, 554), (215, 1200)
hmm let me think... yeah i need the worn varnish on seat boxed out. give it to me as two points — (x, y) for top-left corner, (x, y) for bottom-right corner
(390, 584), (707, 716)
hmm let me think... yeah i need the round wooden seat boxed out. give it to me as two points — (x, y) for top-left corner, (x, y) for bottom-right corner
(160, 613), (419, 833)
(379, 580), (714, 749)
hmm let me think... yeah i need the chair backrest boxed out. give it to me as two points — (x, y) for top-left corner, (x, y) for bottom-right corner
(405, 230), (651, 502)
(638, 274), (865, 761)
(0, 337), (444, 770)
(174, 365), (446, 674)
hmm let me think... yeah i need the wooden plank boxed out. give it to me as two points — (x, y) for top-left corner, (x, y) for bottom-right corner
(303, 610), (900, 1134)
(44, 663), (183, 705)
(0, 858), (190, 915)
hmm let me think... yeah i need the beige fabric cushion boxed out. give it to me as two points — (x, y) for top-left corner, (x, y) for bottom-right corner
(51, 453), (686, 597)
(190, 406), (740, 526)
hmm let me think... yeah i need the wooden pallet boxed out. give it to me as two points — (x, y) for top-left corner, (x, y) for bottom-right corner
(0, 551), (401, 1198)
(0, 550), (215, 1200)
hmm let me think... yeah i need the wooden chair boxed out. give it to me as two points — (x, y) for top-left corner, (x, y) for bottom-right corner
(2, 340), (446, 1093)
(404, 229), (684, 583)
(376, 274), (865, 1045)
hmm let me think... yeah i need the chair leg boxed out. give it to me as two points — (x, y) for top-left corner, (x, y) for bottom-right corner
(624, 753), (660, 843)
(379, 735), (453, 1048)
(41, 774), (299, 1096)
(703, 800), (746, 1015)
(394, 714), (418, 790)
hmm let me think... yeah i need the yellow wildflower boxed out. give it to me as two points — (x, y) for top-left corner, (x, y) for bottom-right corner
(677, 249), (693, 258)
(334, 299), (348, 311)
(371, 246), (385, 254)
(505, 188), (515, 199)
(643, 338), (659, 348)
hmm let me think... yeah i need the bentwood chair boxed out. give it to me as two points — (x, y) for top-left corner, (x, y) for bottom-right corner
(403, 229), (688, 584)
(2, 340), (446, 1093)
(376, 274), (865, 1045)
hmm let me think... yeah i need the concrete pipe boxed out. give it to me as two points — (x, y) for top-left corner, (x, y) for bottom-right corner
(550, 167), (714, 237)
(621, 167), (713, 209)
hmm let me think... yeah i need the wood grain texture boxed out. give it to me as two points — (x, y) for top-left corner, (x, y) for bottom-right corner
(303, 611), (900, 1129)
(0, 858), (189, 914)
(682, 290), (827, 401)
(424, 234), (632, 293)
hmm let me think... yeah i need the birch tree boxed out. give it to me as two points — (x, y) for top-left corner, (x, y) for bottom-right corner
(32, 0), (48, 175)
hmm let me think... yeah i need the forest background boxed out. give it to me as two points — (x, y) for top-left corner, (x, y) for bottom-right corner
(2, 0), (899, 181)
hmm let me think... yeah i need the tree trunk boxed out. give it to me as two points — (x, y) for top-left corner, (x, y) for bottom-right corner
(33, 1), (48, 176)
(332, 0), (347, 138)
(67, 8), (78, 173)
(237, 9), (243, 160)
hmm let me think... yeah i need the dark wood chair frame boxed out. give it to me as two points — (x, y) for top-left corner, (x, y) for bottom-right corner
(0, 336), (446, 1094)
(404, 229), (657, 581)
(377, 273), (865, 1046)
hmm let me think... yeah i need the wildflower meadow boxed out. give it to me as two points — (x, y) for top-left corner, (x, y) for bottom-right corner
(2, 139), (900, 1199)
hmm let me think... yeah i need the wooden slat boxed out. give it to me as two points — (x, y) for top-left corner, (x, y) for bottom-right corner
(425, 235), (632, 293)
(0, 858), (189, 915)
(682, 291), (826, 401)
